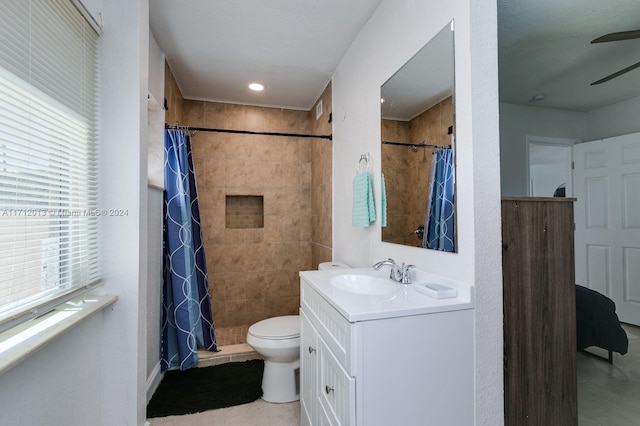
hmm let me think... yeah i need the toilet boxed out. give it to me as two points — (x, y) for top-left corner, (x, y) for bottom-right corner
(247, 315), (301, 403)
(247, 261), (350, 403)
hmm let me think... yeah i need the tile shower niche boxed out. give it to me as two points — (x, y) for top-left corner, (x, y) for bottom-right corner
(225, 195), (264, 229)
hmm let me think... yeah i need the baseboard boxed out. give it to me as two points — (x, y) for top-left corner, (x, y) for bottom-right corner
(146, 361), (163, 404)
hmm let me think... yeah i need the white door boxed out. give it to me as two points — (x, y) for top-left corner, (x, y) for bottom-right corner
(573, 133), (640, 325)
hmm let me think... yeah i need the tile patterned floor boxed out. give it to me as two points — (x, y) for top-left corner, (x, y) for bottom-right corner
(577, 323), (640, 426)
(149, 324), (640, 425)
(147, 340), (297, 426)
(147, 398), (300, 426)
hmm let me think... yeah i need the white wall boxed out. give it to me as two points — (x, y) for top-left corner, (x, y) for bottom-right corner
(98, 0), (149, 424)
(499, 103), (587, 196)
(147, 31), (166, 188)
(499, 98), (640, 195)
(332, 0), (503, 423)
(0, 1), (150, 425)
(586, 95), (640, 141)
(146, 186), (163, 401)
(145, 31), (165, 401)
(148, 31), (165, 107)
(0, 315), (106, 425)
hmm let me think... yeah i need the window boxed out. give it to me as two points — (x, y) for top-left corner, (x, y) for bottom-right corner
(0, 0), (99, 326)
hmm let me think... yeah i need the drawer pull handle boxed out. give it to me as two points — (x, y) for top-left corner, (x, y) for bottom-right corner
(325, 385), (334, 395)
(308, 346), (316, 354)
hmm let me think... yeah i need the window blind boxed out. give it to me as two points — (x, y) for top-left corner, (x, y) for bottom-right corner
(0, 0), (99, 324)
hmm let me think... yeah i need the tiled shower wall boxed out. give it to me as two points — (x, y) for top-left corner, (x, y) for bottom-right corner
(166, 63), (333, 329)
(184, 102), (313, 328)
(381, 96), (453, 246)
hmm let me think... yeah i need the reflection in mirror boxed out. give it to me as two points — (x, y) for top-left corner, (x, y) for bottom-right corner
(380, 21), (456, 252)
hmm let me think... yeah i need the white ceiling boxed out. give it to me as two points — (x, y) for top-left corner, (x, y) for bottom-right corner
(149, 0), (640, 114)
(149, 0), (382, 111)
(498, 0), (640, 112)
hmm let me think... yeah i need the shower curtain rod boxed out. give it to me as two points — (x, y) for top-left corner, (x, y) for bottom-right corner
(165, 124), (332, 140)
(382, 141), (450, 150)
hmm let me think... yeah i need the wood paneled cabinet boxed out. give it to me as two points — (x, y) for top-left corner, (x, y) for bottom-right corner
(501, 197), (577, 426)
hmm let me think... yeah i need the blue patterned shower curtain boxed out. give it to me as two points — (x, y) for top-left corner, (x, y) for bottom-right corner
(423, 148), (455, 252)
(162, 128), (217, 371)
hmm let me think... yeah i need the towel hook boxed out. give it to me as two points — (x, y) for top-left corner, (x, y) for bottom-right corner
(356, 153), (370, 174)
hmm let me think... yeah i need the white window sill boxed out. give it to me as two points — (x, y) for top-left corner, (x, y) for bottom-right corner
(0, 294), (117, 375)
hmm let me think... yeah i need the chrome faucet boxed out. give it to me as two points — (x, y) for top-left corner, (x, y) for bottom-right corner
(400, 263), (416, 284)
(373, 259), (415, 284)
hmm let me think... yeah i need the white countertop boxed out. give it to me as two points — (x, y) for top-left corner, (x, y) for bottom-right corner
(299, 267), (474, 322)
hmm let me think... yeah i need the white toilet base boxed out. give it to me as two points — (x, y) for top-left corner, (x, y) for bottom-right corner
(261, 358), (300, 403)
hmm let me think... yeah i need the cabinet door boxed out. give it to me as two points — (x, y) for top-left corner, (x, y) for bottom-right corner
(318, 337), (355, 426)
(301, 311), (318, 426)
(502, 199), (577, 425)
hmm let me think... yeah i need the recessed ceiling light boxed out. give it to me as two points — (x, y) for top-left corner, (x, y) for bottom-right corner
(248, 83), (264, 92)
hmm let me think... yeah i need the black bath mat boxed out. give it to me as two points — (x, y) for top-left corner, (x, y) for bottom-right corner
(146, 359), (264, 418)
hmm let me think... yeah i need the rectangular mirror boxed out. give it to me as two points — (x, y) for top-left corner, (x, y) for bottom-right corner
(380, 21), (456, 252)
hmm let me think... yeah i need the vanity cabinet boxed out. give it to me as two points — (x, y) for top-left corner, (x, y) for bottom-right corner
(501, 197), (577, 425)
(301, 310), (355, 425)
(300, 275), (474, 426)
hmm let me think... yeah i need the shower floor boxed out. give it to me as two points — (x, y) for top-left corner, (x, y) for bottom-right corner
(197, 325), (261, 368)
(216, 324), (250, 346)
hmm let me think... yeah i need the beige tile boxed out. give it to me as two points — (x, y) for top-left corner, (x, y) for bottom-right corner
(180, 96), (334, 334)
(278, 216), (299, 243)
(242, 228), (264, 244)
(191, 131), (226, 158)
(262, 107), (284, 133)
(203, 101), (226, 129)
(300, 215), (312, 242)
(224, 103), (245, 130)
(264, 270), (290, 297)
(221, 227), (245, 244)
(243, 270), (266, 298)
(281, 109), (303, 133)
(182, 100), (205, 127)
(147, 410), (226, 426)
(299, 188), (312, 217)
(222, 274), (246, 301)
(298, 139), (311, 161)
(224, 399), (299, 426)
(262, 215), (282, 243)
(282, 139), (301, 162)
(280, 191), (300, 216)
(244, 299), (266, 325)
(201, 215), (224, 245)
(224, 299), (247, 327)
(281, 162), (301, 187)
(299, 161), (312, 188)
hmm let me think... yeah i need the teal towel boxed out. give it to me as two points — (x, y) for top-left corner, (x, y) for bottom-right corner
(352, 171), (376, 227)
(381, 173), (387, 227)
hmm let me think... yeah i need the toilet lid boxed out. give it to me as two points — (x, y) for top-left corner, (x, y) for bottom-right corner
(248, 315), (300, 340)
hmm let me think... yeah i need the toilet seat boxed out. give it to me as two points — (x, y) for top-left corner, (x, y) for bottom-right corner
(248, 315), (300, 340)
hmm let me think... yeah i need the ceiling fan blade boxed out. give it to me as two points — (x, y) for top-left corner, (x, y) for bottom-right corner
(591, 30), (640, 43)
(591, 61), (640, 85)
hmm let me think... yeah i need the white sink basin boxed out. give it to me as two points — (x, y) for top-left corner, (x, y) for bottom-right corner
(330, 274), (392, 295)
